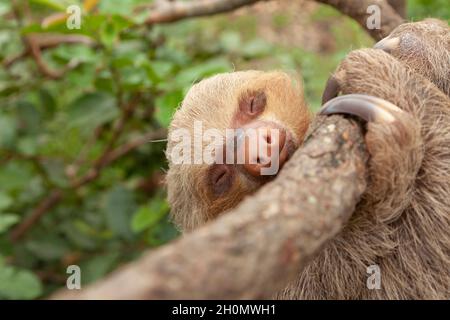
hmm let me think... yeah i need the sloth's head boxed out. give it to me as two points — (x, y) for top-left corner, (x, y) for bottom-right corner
(166, 71), (310, 231)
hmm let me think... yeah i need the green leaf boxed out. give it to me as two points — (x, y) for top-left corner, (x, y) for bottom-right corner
(25, 236), (70, 261)
(146, 219), (179, 247)
(17, 137), (38, 156)
(67, 92), (118, 133)
(41, 159), (69, 187)
(104, 186), (136, 240)
(408, 0), (450, 22)
(16, 101), (41, 135)
(0, 263), (42, 299)
(100, 19), (118, 48)
(175, 58), (232, 88)
(39, 89), (57, 118)
(59, 222), (98, 250)
(95, 71), (115, 93)
(0, 114), (16, 148)
(155, 90), (183, 127)
(110, 14), (134, 30)
(73, 219), (103, 238)
(241, 39), (272, 58)
(0, 193), (13, 211)
(0, 2), (11, 16)
(220, 31), (241, 52)
(131, 198), (168, 233)
(99, 0), (140, 15)
(99, 15), (133, 48)
(52, 44), (97, 64)
(0, 83), (21, 98)
(150, 61), (174, 79)
(29, 0), (66, 11)
(0, 214), (19, 234)
(79, 252), (119, 285)
(0, 162), (34, 193)
(120, 66), (150, 91)
(131, 207), (154, 233)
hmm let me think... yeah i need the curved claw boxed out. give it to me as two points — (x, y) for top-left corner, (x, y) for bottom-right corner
(322, 75), (341, 105)
(374, 36), (400, 53)
(319, 94), (404, 123)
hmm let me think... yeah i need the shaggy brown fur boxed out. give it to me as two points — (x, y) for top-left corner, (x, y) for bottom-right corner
(277, 49), (450, 299)
(166, 21), (450, 299)
(375, 19), (450, 96)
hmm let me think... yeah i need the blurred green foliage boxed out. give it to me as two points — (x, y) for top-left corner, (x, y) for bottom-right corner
(408, 0), (450, 22)
(0, 0), (448, 299)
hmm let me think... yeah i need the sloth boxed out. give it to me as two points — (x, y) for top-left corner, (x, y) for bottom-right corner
(166, 20), (450, 299)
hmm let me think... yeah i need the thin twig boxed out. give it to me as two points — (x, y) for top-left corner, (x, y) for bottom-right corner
(66, 126), (105, 181)
(10, 190), (63, 242)
(27, 36), (65, 79)
(3, 34), (95, 68)
(9, 128), (167, 242)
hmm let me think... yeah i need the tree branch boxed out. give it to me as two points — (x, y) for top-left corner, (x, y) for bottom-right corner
(387, 0), (407, 18)
(316, 0), (404, 40)
(142, 0), (403, 40)
(144, 0), (265, 24)
(51, 115), (368, 299)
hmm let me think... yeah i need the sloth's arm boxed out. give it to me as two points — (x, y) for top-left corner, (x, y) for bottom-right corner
(320, 49), (433, 215)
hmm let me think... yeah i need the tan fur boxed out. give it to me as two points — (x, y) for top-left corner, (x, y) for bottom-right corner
(380, 19), (450, 96)
(166, 21), (450, 299)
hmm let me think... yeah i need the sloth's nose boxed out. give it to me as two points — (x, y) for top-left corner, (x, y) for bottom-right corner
(240, 122), (288, 177)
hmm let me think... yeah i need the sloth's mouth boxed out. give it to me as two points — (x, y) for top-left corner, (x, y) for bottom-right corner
(275, 136), (295, 176)
(286, 135), (297, 158)
(282, 130), (298, 161)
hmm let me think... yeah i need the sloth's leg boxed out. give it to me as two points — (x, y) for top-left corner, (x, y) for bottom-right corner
(320, 94), (422, 220)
